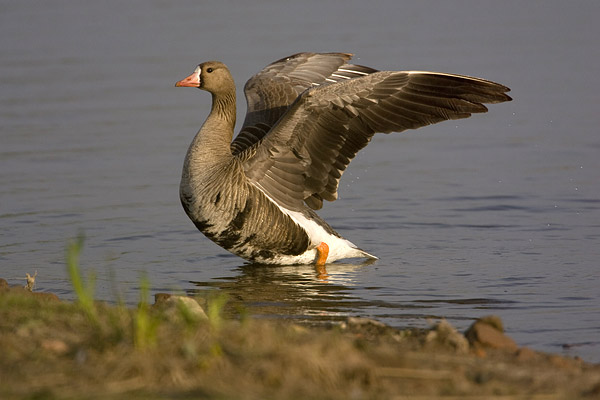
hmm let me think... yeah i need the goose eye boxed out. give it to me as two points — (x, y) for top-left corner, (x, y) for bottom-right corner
(206, 67), (213, 73)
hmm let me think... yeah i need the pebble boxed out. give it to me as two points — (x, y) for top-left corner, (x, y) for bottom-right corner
(465, 315), (518, 353)
(153, 293), (208, 320)
(41, 339), (69, 355)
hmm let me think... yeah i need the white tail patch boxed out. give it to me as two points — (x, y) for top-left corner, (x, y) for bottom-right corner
(253, 181), (376, 264)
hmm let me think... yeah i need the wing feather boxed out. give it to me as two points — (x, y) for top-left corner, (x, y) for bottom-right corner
(240, 67), (511, 211)
(230, 53), (379, 155)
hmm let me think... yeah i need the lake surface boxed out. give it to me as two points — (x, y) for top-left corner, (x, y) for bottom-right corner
(2, 1), (599, 362)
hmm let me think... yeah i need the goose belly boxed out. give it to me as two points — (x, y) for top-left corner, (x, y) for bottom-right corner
(182, 177), (373, 264)
(181, 182), (312, 263)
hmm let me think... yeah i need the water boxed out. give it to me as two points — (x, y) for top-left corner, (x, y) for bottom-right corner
(2, 1), (599, 362)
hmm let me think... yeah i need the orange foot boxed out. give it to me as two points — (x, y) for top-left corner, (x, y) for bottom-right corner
(315, 242), (330, 280)
(315, 242), (329, 266)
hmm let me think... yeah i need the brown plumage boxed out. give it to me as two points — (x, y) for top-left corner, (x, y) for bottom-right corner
(175, 52), (511, 265)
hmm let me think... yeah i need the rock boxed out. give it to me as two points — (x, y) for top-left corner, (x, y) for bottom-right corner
(465, 316), (518, 353)
(154, 292), (173, 304)
(0, 278), (8, 290)
(346, 317), (387, 328)
(426, 319), (469, 354)
(41, 339), (69, 355)
(515, 347), (538, 362)
(153, 293), (207, 321)
(342, 317), (406, 342)
(477, 315), (504, 332)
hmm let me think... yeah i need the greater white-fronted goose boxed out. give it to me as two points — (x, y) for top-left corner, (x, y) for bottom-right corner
(175, 52), (511, 265)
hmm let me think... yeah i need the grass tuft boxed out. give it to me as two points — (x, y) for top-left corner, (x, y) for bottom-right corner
(133, 273), (160, 349)
(66, 234), (98, 324)
(207, 291), (228, 332)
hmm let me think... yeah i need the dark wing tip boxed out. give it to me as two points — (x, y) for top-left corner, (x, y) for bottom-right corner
(405, 72), (513, 106)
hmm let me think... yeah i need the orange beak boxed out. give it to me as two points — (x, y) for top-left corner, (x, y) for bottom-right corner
(175, 68), (201, 87)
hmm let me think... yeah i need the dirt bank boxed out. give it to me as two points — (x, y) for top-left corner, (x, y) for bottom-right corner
(1, 279), (599, 399)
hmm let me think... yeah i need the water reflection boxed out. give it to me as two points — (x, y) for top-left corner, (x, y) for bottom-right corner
(188, 259), (391, 324)
(188, 258), (522, 330)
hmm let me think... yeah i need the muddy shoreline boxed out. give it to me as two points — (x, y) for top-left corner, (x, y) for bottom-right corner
(1, 278), (599, 399)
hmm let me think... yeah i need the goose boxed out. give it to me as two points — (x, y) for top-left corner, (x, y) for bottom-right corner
(175, 52), (511, 266)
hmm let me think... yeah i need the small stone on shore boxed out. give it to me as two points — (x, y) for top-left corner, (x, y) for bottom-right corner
(465, 315), (518, 353)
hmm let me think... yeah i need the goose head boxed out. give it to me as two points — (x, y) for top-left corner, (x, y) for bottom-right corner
(175, 61), (234, 95)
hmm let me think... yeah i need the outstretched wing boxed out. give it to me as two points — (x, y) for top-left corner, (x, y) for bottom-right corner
(230, 52), (378, 155)
(241, 70), (512, 211)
